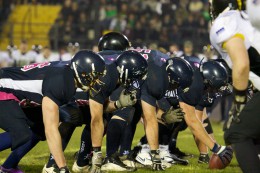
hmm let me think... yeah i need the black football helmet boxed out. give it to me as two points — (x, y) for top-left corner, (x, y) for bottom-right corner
(98, 32), (131, 51)
(166, 57), (194, 90)
(115, 50), (148, 89)
(210, 0), (245, 19)
(200, 60), (228, 89)
(70, 50), (106, 92)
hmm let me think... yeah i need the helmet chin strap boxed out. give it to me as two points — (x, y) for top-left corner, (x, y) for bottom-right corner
(72, 62), (90, 92)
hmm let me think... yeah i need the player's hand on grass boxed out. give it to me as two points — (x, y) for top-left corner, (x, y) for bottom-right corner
(115, 89), (137, 108)
(151, 150), (165, 171)
(161, 107), (184, 124)
(90, 151), (103, 173)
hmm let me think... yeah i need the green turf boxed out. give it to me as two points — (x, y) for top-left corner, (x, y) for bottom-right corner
(0, 122), (242, 173)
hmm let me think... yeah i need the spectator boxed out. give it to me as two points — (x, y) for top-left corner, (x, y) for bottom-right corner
(12, 40), (37, 67)
(169, 43), (183, 57)
(35, 46), (58, 63)
(183, 40), (196, 57)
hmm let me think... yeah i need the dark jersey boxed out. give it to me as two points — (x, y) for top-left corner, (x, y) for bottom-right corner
(0, 61), (76, 106)
(131, 49), (170, 107)
(157, 89), (179, 112)
(88, 50), (120, 104)
(179, 69), (221, 111)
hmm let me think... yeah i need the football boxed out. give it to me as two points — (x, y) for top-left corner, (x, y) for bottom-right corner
(209, 153), (230, 169)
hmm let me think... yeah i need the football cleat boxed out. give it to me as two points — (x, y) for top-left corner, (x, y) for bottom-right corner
(170, 153), (189, 165)
(0, 166), (24, 173)
(101, 153), (136, 171)
(135, 145), (152, 166)
(42, 164), (55, 173)
(72, 161), (90, 173)
(198, 153), (210, 164)
(170, 147), (193, 158)
(159, 145), (174, 164)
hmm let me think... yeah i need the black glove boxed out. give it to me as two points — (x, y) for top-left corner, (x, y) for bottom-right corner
(226, 88), (247, 129)
(150, 150), (165, 171)
(161, 107), (184, 124)
(214, 145), (233, 166)
(115, 89), (137, 109)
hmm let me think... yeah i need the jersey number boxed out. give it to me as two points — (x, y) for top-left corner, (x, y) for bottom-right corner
(21, 62), (51, 72)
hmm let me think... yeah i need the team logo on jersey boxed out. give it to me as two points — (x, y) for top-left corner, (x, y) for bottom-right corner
(216, 27), (225, 35)
(21, 62), (51, 72)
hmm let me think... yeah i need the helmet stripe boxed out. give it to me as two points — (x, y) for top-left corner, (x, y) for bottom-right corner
(125, 68), (128, 85)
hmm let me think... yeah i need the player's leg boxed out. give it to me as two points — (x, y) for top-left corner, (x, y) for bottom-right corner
(0, 132), (40, 173)
(72, 106), (93, 172)
(102, 107), (136, 171)
(0, 100), (33, 151)
(225, 92), (260, 173)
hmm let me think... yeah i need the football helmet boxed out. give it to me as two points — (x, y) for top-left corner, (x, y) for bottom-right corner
(115, 50), (148, 89)
(70, 50), (106, 92)
(200, 60), (228, 89)
(209, 0), (246, 19)
(166, 57), (193, 90)
(98, 32), (131, 51)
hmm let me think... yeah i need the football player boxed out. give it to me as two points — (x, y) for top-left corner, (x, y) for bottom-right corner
(209, 0), (260, 172)
(0, 50), (106, 173)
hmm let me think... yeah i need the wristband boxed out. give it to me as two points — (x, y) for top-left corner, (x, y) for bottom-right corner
(233, 87), (247, 103)
(211, 143), (219, 153)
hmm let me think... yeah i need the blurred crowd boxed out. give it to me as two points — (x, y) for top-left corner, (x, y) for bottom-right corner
(0, 0), (212, 52)
(50, 0), (211, 51)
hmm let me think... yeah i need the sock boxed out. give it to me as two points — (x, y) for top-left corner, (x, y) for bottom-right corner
(0, 132), (12, 151)
(140, 135), (148, 145)
(3, 133), (40, 169)
(233, 140), (260, 173)
(77, 125), (92, 167)
(119, 123), (135, 156)
(106, 119), (126, 157)
(46, 122), (76, 168)
(158, 123), (170, 145)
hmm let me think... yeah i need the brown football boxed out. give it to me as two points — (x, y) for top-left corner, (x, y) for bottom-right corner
(209, 153), (230, 169)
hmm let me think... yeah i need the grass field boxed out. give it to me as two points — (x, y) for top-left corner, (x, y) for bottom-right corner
(0, 122), (242, 173)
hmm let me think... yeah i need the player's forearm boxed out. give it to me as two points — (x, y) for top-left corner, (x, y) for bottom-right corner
(89, 99), (104, 147)
(42, 97), (66, 168)
(142, 101), (159, 150)
(144, 115), (159, 150)
(180, 102), (215, 150)
(45, 126), (66, 168)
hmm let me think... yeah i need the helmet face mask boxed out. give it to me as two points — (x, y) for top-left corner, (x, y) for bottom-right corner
(116, 50), (148, 91)
(71, 50), (106, 93)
